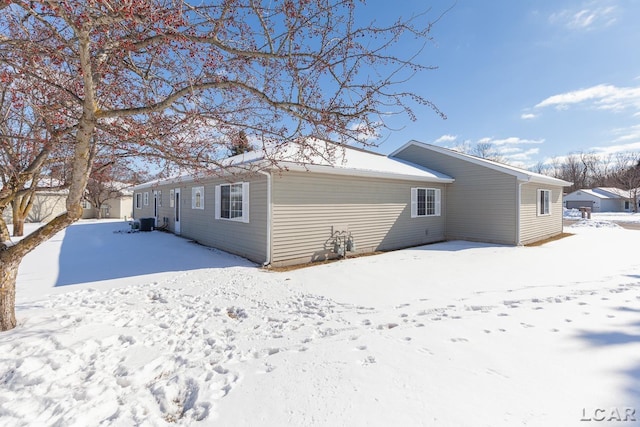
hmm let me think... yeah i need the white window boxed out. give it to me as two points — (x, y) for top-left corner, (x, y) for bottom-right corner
(169, 189), (175, 208)
(215, 182), (249, 223)
(135, 193), (142, 209)
(143, 192), (149, 206)
(192, 186), (204, 209)
(157, 190), (162, 207)
(81, 200), (91, 209)
(538, 189), (551, 216)
(411, 188), (441, 217)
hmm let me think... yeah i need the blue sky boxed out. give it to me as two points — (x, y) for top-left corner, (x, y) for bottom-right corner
(366, 0), (640, 168)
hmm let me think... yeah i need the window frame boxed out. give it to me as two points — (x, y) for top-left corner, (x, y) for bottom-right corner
(169, 189), (175, 208)
(537, 189), (551, 216)
(192, 186), (205, 210)
(157, 190), (162, 207)
(215, 182), (250, 223)
(135, 193), (142, 209)
(143, 192), (149, 206)
(410, 187), (441, 218)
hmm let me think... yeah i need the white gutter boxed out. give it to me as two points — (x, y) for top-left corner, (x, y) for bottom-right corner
(258, 170), (272, 267)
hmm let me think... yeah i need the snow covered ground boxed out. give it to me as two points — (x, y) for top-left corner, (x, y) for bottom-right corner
(2, 216), (639, 426)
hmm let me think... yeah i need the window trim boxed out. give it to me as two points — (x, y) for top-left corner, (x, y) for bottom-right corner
(169, 189), (175, 208)
(215, 182), (250, 223)
(135, 193), (142, 209)
(156, 190), (162, 207)
(192, 186), (205, 210)
(411, 187), (441, 218)
(143, 192), (149, 206)
(537, 189), (551, 216)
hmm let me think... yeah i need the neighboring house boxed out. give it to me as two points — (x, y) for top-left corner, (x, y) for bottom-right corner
(3, 188), (133, 224)
(27, 190), (68, 222)
(81, 186), (134, 220)
(2, 190), (68, 224)
(132, 140), (571, 267)
(563, 187), (638, 212)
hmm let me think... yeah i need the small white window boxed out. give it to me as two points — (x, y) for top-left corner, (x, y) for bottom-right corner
(411, 188), (441, 217)
(192, 186), (204, 209)
(169, 189), (175, 208)
(215, 182), (249, 223)
(538, 189), (551, 216)
(157, 190), (162, 207)
(81, 200), (91, 209)
(135, 193), (142, 209)
(143, 192), (149, 206)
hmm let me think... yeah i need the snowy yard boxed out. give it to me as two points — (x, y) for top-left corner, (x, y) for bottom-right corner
(2, 215), (640, 426)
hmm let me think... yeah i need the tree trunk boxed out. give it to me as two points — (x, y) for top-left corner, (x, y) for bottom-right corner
(0, 216), (9, 243)
(12, 217), (24, 237)
(0, 255), (18, 331)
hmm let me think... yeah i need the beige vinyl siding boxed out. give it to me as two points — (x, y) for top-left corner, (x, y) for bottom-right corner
(132, 174), (267, 264)
(181, 175), (267, 263)
(394, 145), (518, 245)
(519, 183), (564, 245)
(28, 193), (67, 222)
(270, 171), (446, 266)
(133, 191), (155, 220)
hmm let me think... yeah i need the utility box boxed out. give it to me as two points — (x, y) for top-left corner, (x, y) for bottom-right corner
(139, 217), (155, 231)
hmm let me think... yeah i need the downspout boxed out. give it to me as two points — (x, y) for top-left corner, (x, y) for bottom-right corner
(516, 180), (524, 246)
(258, 170), (272, 266)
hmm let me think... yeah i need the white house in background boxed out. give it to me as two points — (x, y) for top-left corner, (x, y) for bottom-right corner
(563, 187), (639, 212)
(132, 140), (571, 267)
(2, 187), (134, 224)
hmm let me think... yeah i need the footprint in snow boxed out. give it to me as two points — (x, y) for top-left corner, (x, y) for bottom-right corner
(450, 337), (469, 343)
(377, 323), (398, 330)
(360, 356), (376, 366)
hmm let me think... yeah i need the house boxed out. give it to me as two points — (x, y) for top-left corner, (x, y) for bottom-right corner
(81, 185), (134, 220)
(563, 187), (638, 212)
(132, 140), (571, 267)
(2, 187), (133, 225)
(391, 141), (571, 246)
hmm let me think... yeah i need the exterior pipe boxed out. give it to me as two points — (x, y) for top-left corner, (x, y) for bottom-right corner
(258, 170), (272, 266)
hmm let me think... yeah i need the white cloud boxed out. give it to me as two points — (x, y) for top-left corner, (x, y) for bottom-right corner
(348, 121), (381, 143)
(590, 141), (640, 156)
(549, 4), (617, 30)
(535, 83), (640, 113)
(480, 136), (545, 146)
(434, 134), (457, 144)
(521, 113), (537, 120)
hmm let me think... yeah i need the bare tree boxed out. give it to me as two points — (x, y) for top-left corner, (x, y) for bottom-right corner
(0, 79), (70, 237)
(611, 152), (640, 212)
(84, 162), (129, 219)
(0, 0), (445, 330)
(472, 141), (505, 162)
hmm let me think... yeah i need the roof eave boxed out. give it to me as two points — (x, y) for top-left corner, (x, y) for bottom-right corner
(271, 162), (455, 183)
